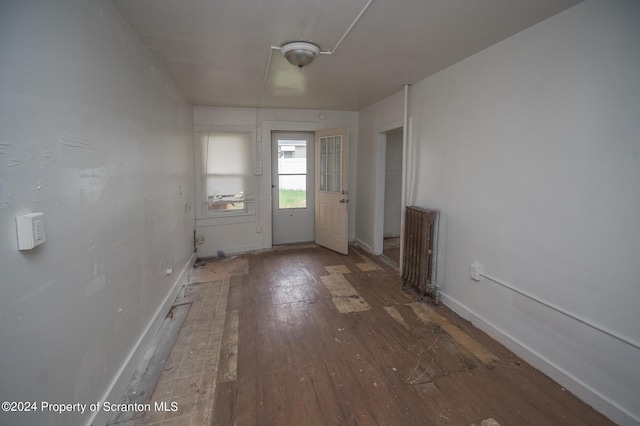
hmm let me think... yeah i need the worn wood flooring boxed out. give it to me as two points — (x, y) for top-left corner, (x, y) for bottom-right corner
(126, 244), (613, 425)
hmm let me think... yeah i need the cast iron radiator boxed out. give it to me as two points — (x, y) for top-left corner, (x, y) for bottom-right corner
(402, 206), (440, 304)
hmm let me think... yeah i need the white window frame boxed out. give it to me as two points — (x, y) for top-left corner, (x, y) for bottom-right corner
(195, 126), (257, 222)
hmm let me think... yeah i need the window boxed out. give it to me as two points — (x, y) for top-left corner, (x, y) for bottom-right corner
(201, 131), (255, 216)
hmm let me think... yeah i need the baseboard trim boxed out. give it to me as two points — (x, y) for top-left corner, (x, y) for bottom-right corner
(87, 252), (197, 426)
(197, 243), (263, 258)
(353, 237), (373, 254)
(439, 291), (637, 426)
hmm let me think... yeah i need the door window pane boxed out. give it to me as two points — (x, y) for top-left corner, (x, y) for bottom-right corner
(319, 135), (342, 193)
(277, 139), (307, 209)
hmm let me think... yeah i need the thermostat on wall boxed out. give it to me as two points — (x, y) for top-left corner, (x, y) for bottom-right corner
(16, 212), (46, 250)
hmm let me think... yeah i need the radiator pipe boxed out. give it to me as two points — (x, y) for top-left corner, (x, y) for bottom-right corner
(480, 272), (640, 351)
(270, 0), (374, 56)
(399, 84), (410, 275)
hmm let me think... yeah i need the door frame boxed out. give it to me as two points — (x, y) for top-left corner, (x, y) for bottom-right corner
(271, 131), (315, 244)
(261, 121), (328, 249)
(373, 119), (405, 255)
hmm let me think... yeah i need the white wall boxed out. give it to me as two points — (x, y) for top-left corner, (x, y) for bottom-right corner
(386, 1), (639, 423)
(0, 2), (195, 425)
(194, 107), (358, 257)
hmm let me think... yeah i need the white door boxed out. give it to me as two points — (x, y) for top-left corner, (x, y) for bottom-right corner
(272, 132), (315, 244)
(315, 127), (348, 255)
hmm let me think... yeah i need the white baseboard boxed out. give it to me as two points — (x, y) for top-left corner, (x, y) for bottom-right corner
(197, 243), (263, 258)
(353, 237), (373, 254)
(87, 252), (197, 426)
(439, 291), (637, 426)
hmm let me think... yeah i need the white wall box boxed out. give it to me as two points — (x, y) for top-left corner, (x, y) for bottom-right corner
(16, 213), (46, 250)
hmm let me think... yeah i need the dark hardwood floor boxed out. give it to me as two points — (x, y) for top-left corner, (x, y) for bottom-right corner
(210, 244), (612, 426)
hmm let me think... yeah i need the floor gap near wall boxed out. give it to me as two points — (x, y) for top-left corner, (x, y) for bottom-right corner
(107, 304), (190, 425)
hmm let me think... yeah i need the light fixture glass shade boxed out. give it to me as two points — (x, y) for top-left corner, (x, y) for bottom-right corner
(280, 42), (320, 68)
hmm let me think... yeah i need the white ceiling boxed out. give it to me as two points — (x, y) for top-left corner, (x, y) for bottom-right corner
(110, 0), (583, 111)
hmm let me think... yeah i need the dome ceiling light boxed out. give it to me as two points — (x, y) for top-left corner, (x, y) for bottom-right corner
(279, 42), (320, 68)
(258, 0), (374, 104)
(268, 0), (374, 69)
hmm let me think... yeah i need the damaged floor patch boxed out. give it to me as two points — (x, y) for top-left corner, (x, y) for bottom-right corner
(356, 262), (381, 272)
(190, 257), (249, 284)
(320, 273), (371, 313)
(122, 277), (232, 424)
(472, 418), (501, 426)
(409, 302), (498, 365)
(324, 265), (351, 275)
(219, 309), (239, 383)
(383, 306), (410, 330)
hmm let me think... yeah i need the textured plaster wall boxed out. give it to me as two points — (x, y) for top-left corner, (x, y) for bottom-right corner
(0, 1), (195, 425)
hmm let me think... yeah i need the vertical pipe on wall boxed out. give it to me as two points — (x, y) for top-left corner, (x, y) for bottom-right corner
(255, 107), (263, 235)
(399, 84), (410, 274)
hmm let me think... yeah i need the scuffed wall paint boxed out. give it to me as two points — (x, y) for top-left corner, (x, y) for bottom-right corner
(0, 1), (194, 425)
(407, 1), (639, 423)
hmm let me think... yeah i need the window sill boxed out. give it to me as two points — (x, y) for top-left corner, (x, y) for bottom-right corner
(195, 214), (256, 227)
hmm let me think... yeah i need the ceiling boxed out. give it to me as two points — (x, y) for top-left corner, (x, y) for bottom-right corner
(110, 0), (583, 111)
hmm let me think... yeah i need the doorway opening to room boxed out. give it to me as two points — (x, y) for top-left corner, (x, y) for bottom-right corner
(379, 127), (404, 266)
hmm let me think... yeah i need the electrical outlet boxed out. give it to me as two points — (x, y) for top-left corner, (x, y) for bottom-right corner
(470, 263), (483, 281)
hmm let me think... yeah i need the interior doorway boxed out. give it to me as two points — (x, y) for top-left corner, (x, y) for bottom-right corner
(382, 128), (403, 265)
(271, 131), (315, 244)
